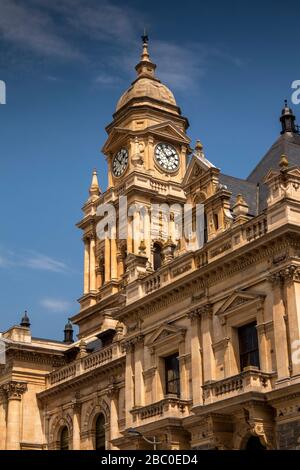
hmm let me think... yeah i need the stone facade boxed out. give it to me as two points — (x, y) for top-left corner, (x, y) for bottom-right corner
(1, 39), (300, 450)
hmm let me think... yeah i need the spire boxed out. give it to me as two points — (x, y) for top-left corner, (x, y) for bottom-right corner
(63, 320), (74, 344)
(20, 310), (30, 328)
(141, 28), (150, 61)
(89, 168), (100, 198)
(280, 99), (297, 134)
(135, 31), (156, 78)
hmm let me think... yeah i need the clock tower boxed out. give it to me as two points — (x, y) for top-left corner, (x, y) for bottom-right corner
(103, 35), (190, 186)
(77, 36), (191, 316)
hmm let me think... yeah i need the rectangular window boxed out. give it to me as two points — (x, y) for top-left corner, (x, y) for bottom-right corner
(165, 353), (180, 396)
(238, 322), (260, 370)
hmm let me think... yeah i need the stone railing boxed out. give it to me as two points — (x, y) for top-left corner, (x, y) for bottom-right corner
(49, 363), (77, 385)
(83, 345), (113, 371)
(202, 367), (275, 404)
(243, 215), (267, 242)
(47, 343), (124, 387)
(144, 273), (161, 294)
(131, 396), (191, 425)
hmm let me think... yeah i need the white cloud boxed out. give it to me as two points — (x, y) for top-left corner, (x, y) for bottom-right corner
(40, 297), (72, 313)
(0, 0), (82, 60)
(94, 72), (122, 87)
(151, 41), (208, 91)
(0, 1), (244, 93)
(22, 251), (69, 273)
(0, 0), (142, 60)
(60, 0), (143, 44)
(0, 247), (70, 273)
(0, 256), (8, 267)
(112, 39), (244, 93)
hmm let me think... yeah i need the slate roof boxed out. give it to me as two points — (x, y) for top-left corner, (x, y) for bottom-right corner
(247, 132), (300, 211)
(219, 173), (258, 216)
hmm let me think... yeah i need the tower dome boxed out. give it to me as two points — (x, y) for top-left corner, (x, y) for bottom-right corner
(115, 35), (178, 115)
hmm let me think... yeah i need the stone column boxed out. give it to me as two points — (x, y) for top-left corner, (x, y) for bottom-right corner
(284, 267), (300, 376)
(124, 342), (134, 428)
(133, 209), (141, 255)
(72, 403), (81, 450)
(147, 136), (154, 169)
(201, 304), (215, 382)
(189, 310), (203, 405)
(83, 237), (90, 294)
(98, 254), (104, 288)
(110, 237), (118, 281)
(0, 391), (7, 450)
(117, 251), (124, 278)
(179, 354), (189, 400)
(104, 237), (111, 283)
(89, 235), (96, 292)
(143, 207), (151, 262)
(134, 337), (145, 407)
(3, 382), (27, 450)
(270, 273), (290, 379)
(108, 386), (119, 448)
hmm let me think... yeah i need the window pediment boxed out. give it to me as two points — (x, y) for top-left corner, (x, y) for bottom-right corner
(102, 127), (128, 154)
(216, 290), (265, 319)
(182, 154), (216, 188)
(146, 323), (186, 348)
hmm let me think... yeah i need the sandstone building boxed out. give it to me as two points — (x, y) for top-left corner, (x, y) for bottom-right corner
(1, 38), (300, 450)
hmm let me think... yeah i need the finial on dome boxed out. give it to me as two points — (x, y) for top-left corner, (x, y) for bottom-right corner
(20, 310), (30, 328)
(141, 28), (150, 62)
(280, 99), (297, 134)
(89, 168), (101, 198)
(63, 319), (74, 344)
(135, 30), (156, 78)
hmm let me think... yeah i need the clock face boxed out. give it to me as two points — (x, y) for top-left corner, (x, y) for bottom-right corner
(112, 148), (128, 177)
(155, 143), (179, 172)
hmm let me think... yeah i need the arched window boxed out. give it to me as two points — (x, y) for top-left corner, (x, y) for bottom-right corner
(60, 426), (69, 450)
(153, 243), (162, 271)
(95, 414), (106, 450)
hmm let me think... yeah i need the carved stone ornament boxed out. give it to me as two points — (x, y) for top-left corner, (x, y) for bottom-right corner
(188, 303), (213, 320)
(268, 265), (300, 284)
(1, 381), (27, 400)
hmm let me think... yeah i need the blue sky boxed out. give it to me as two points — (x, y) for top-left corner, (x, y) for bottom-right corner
(0, 0), (299, 340)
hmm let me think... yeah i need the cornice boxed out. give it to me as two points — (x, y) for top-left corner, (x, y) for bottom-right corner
(5, 348), (66, 367)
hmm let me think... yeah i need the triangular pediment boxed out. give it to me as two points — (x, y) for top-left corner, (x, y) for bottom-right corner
(263, 166), (300, 184)
(146, 323), (186, 346)
(216, 290), (265, 316)
(263, 169), (280, 184)
(183, 153), (216, 187)
(102, 127), (128, 154)
(287, 167), (300, 178)
(147, 121), (190, 145)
